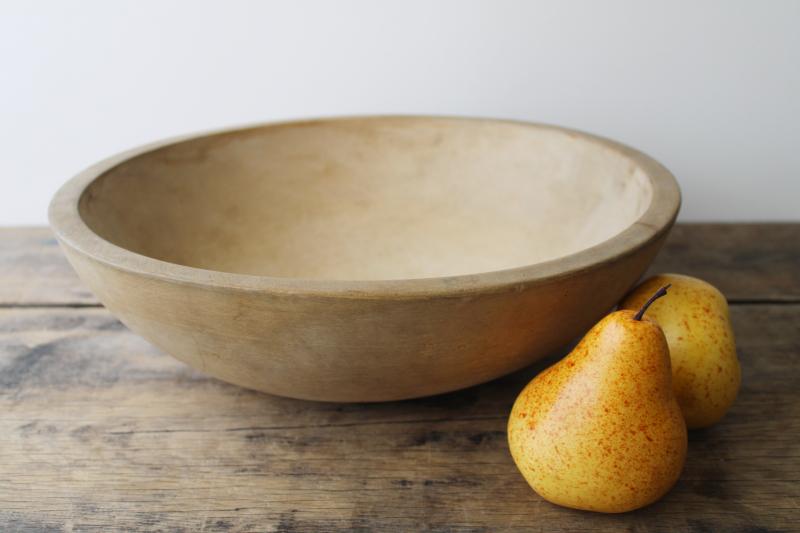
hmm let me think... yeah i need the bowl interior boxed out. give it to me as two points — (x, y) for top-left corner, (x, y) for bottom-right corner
(78, 117), (653, 281)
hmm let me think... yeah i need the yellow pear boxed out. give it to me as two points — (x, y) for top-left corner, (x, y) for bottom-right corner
(620, 274), (740, 429)
(508, 287), (687, 513)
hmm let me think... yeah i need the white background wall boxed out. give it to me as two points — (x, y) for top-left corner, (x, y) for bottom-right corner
(2, 0), (798, 225)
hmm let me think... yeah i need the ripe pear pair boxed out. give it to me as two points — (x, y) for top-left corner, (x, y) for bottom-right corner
(508, 286), (686, 513)
(508, 275), (741, 513)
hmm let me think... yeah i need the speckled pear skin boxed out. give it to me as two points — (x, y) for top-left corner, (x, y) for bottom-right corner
(508, 310), (687, 513)
(620, 274), (741, 429)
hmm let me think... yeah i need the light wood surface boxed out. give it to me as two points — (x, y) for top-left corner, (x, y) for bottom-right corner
(1, 224), (797, 531)
(48, 117), (680, 401)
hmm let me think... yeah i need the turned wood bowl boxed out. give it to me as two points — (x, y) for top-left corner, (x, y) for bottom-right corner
(49, 116), (680, 402)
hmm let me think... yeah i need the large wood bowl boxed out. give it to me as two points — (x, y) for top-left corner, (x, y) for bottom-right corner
(49, 116), (680, 402)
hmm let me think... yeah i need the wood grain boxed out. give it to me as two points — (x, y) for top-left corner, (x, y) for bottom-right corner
(647, 223), (800, 302)
(0, 304), (797, 532)
(0, 227), (95, 306)
(1, 224), (798, 531)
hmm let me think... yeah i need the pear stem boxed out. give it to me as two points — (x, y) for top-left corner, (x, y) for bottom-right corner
(633, 284), (671, 320)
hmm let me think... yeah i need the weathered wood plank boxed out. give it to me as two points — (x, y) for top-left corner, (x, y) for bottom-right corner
(1, 224), (798, 306)
(0, 305), (797, 532)
(647, 223), (800, 302)
(0, 227), (96, 306)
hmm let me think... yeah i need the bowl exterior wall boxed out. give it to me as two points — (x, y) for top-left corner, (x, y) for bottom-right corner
(58, 232), (667, 402)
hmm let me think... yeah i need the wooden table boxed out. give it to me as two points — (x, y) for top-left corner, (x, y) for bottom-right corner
(1, 224), (798, 532)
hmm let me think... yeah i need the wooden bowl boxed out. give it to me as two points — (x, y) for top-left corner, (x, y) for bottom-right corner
(49, 117), (680, 402)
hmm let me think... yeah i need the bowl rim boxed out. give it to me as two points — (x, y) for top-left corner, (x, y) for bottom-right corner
(48, 115), (681, 299)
